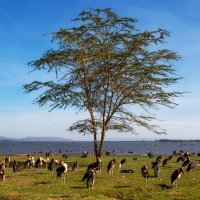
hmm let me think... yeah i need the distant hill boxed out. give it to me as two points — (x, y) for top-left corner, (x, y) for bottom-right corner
(158, 139), (200, 142)
(0, 136), (72, 142)
(0, 136), (8, 140)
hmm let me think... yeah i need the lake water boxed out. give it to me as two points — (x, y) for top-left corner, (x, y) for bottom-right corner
(0, 140), (200, 155)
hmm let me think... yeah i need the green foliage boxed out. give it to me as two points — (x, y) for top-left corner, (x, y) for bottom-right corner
(24, 8), (182, 157)
(0, 154), (200, 200)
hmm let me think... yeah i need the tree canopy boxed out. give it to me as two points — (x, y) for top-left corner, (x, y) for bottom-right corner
(24, 8), (182, 158)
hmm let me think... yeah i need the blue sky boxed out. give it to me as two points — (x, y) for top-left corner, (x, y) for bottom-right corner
(0, 0), (200, 140)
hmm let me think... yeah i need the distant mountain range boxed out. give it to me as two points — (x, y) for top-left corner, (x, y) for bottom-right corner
(0, 136), (72, 142)
(0, 136), (197, 142)
(158, 139), (200, 142)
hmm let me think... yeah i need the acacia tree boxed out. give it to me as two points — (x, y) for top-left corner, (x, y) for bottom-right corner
(24, 8), (182, 158)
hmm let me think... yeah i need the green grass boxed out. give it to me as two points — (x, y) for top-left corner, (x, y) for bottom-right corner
(0, 154), (200, 200)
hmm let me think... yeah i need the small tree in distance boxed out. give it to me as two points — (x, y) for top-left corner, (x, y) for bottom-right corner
(24, 8), (182, 159)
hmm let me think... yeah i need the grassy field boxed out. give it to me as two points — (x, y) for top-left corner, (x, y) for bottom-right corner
(0, 154), (200, 200)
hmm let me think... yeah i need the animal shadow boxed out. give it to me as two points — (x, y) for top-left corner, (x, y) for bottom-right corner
(114, 185), (131, 189)
(158, 183), (171, 190)
(70, 186), (85, 189)
(34, 181), (51, 185)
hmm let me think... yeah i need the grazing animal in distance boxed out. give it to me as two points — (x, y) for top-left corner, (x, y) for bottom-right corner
(182, 157), (190, 167)
(168, 155), (173, 161)
(5, 157), (10, 168)
(183, 152), (189, 159)
(107, 158), (116, 175)
(186, 160), (200, 172)
(177, 155), (184, 163)
(152, 160), (160, 169)
(13, 160), (20, 175)
(82, 168), (97, 189)
(72, 161), (79, 171)
(154, 163), (160, 177)
(162, 158), (169, 167)
(35, 157), (46, 173)
(147, 151), (153, 158)
(62, 154), (68, 160)
(177, 152), (189, 164)
(44, 158), (49, 169)
(56, 161), (68, 184)
(48, 159), (55, 175)
(171, 167), (184, 187)
(178, 150), (184, 156)
(87, 157), (102, 173)
(81, 151), (88, 158)
(128, 151), (133, 156)
(82, 171), (90, 182)
(0, 160), (5, 185)
(25, 156), (35, 170)
(141, 164), (149, 183)
(156, 155), (163, 162)
(87, 168), (97, 189)
(119, 158), (126, 169)
(46, 151), (51, 158)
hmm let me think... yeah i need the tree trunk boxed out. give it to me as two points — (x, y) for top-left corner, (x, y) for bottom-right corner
(89, 110), (99, 158)
(98, 126), (106, 158)
(93, 130), (98, 158)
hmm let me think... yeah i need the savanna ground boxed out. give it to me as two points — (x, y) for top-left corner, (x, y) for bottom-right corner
(0, 154), (200, 200)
